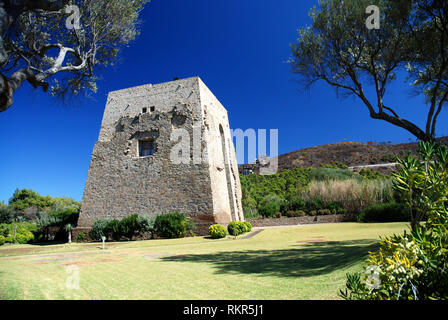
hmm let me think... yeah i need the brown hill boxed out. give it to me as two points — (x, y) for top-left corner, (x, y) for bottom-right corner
(240, 137), (448, 174)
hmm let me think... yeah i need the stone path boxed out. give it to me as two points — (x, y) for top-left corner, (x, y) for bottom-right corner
(241, 229), (264, 239)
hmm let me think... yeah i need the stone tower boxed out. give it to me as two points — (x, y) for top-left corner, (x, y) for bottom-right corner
(78, 77), (243, 233)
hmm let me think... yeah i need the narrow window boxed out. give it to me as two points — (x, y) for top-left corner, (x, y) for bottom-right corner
(139, 140), (156, 157)
(150, 106), (155, 112)
(142, 107), (147, 113)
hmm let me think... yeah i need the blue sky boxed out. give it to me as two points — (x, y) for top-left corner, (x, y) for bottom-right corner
(0, 0), (446, 203)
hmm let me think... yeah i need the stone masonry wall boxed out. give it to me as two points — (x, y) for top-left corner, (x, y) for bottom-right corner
(78, 77), (243, 234)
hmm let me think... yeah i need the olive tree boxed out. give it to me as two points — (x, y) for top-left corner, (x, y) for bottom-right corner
(0, 0), (149, 112)
(290, 0), (448, 141)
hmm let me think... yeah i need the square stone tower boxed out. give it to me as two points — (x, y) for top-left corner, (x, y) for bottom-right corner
(78, 77), (244, 234)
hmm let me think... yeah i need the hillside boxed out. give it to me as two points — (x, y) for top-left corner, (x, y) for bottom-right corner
(240, 137), (448, 174)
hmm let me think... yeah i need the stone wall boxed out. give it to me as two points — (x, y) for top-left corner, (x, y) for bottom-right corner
(247, 214), (354, 228)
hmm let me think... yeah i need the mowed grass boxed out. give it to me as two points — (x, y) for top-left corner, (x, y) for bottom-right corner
(0, 222), (409, 300)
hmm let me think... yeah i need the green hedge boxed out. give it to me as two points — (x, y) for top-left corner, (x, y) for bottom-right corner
(89, 214), (155, 241)
(154, 213), (195, 239)
(357, 202), (410, 222)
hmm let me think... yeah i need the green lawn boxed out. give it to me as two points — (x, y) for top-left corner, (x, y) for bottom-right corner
(0, 222), (409, 300)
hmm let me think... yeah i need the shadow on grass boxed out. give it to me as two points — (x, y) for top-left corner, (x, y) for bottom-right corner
(161, 239), (378, 278)
(28, 241), (68, 246)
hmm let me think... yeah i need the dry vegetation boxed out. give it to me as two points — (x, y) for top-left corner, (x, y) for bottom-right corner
(302, 179), (394, 214)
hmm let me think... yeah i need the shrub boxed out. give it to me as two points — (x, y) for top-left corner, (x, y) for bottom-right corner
(154, 213), (194, 238)
(393, 141), (448, 230)
(321, 162), (348, 169)
(308, 197), (325, 211)
(243, 207), (260, 219)
(105, 219), (121, 240)
(242, 193), (259, 219)
(318, 209), (331, 216)
(240, 168), (310, 205)
(209, 224), (227, 239)
(48, 207), (79, 226)
(285, 210), (306, 217)
(88, 219), (111, 241)
(258, 194), (283, 218)
(258, 201), (281, 218)
(138, 215), (155, 236)
(243, 221), (252, 232)
(118, 214), (141, 240)
(357, 202), (410, 222)
(340, 222), (448, 300)
(227, 221), (246, 236)
(358, 169), (389, 180)
(75, 232), (86, 242)
(326, 201), (344, 213)
(309, 167), (361, 182)
(0, 235), (5, 245)
(0, 222), (37, 244)
(287, 197), (306, 212)
(341, 142), (448, 300)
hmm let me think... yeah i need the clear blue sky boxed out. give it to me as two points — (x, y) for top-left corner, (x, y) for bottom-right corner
(0, 0), (446, 203)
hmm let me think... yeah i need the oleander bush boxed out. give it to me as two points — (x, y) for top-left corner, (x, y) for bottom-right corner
(341, 141), (448, 300)
(209, 224), (227, 239)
